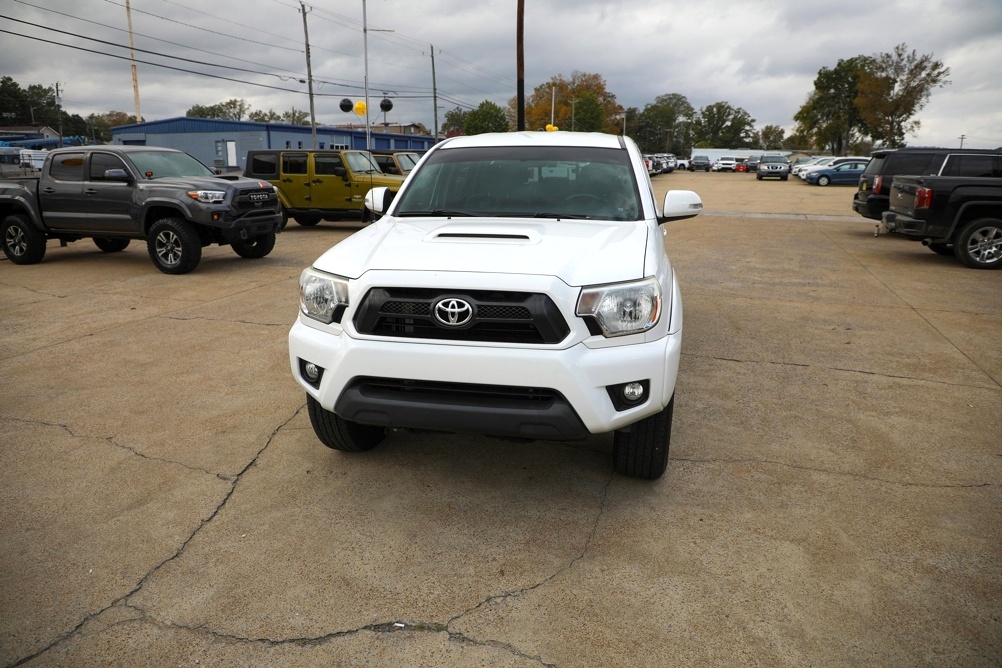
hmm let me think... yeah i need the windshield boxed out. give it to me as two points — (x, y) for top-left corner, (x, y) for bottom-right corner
(346, 151), (380, 174)
(393, 145), (642, 221)
(397, 152), (419, 170)
(126, 150), (215, 179)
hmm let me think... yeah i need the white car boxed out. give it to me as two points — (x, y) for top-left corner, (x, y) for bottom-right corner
(711, 156), (738, 172)
(289, 131), (703, 479)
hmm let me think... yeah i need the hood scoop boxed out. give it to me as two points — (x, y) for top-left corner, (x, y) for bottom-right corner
(425, 224), (541, 245)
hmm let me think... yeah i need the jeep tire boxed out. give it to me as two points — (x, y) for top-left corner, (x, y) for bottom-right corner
(231, 232), (276, 259)
(94, 237), (131, 253)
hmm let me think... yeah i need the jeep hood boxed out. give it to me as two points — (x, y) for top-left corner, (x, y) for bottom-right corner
(311, 216), (653, 286)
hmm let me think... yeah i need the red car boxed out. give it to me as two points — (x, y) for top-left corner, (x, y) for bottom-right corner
(736, 162), (748, 172)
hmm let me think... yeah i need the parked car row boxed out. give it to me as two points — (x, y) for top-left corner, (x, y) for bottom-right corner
(644, 154), (677, 175)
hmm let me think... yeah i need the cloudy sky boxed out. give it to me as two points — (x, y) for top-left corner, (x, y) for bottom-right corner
(3, 0), (1001, 148)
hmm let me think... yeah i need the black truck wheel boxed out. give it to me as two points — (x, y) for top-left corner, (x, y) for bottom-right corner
(307, 394), (385, 452)
(94, 237), (131, 253)
(954, 218), (1002, 269)
(1, 214), (47, 265)
(613, 396), (674, 480)
(295, 215), (321, 227)
(231, 232), (276, 259)
(147, 216), (201, 274)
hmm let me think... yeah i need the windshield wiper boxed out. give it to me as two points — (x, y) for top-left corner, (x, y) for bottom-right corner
(533, 212), (588, 219)
(398, 209), (477, 217)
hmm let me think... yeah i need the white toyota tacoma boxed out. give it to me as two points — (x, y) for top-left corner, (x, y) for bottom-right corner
(289, 131), (702, 479)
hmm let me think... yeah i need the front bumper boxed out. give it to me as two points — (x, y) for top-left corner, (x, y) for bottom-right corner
(289, 322), (681, 439)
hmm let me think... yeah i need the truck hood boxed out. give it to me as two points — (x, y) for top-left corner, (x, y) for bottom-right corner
(312, 216), (652, 287)
(140, 175), (268, 191)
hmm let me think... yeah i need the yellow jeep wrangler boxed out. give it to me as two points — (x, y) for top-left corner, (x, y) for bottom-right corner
(244, 149), (405, 227)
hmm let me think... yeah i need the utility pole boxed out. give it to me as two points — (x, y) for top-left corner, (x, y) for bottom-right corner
(55, 82), (63, 147)
(125, 0), (141, 122)
(300, 2), (318, 149)
(516, 0), (524, 131)
(959, 134), (966, 148)
(430, 44), (439, 139)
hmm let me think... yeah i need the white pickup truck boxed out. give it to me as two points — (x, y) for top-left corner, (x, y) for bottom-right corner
(288, 131), (703, 479)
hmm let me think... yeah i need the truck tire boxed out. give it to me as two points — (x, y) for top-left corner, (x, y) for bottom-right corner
(954, 217), (1002, 269)
(147, 216), (201, 274)
(1, 213), (47, 265)
(231, 232), (276, 259)
(613, 396), (673, 480)
(307, 394), (385, 452)
(94, 237), (130, 253)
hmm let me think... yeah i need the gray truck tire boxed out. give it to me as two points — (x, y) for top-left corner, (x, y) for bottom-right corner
(613, 396), (674, 480)
(2, 213), (47, 265)
(231, 232), (276, 259)
(147, 216), (201, 274)
(307, 394), (385, 452)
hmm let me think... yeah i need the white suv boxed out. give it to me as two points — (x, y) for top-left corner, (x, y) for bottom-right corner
(711, 156), (737, 172)
(289, 131), (703, 479)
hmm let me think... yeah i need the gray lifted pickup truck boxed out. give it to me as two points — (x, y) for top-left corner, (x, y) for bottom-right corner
(0, 146), (283, 274)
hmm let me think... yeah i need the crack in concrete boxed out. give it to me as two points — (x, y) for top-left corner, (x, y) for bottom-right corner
(672, 454), (1000, 490)
(6, 405), (303, 667)
(0, 415), (231, 480)
(164, 314), (289, 328)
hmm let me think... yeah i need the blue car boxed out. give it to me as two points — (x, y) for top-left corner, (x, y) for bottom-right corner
(805, 160), (870, 186)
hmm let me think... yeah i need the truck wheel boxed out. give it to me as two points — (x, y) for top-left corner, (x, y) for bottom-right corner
(2, 214), (47, 265)
(307, 394), (385, 452)
(955, 218), (1002, 269)
(231, 232), (276, 259)
(94, 237), (130, 253)
(613, 396), (674, 480)
(147, 217), (201, 274)
(295, 215), (321, 227)
(279, 207), (289, 230)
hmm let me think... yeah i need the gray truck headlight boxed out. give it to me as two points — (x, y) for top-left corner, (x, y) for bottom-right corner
(186, 189), (227, 203)
(299, 268), (349, 324)
(576, 277), (662, 337)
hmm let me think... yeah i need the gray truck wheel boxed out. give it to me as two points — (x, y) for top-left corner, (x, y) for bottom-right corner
(231, 232), (276, 259)
(1, 213), (47, 265)
(94, 237), (130, 253)
(147, 217), (201, 274)
(613, 396), (674, 480)
(955, 218), (1002, 269)
(307, 394), (385, 452)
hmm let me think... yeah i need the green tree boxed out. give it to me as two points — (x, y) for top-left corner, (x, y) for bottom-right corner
(758, 125), (786, 150)
(509, 71), (622, 134)
(281, 108), (310, 125)
(794, 56), (872, 154)
(855, 43), (950, 147)
(691, 102), (756, 147)
(634, 93), (695, 154)
(185, 99), (251, 121)
(464, 100), (509, 135)
(248, 109), (282, 122)
(571, 92), (604, 132)
(442, 106), (469, 137)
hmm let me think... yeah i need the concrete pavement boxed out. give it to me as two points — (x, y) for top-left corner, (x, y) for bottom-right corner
(1, 170), (1000, 667)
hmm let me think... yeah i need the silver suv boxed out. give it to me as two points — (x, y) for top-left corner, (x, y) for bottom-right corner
(756, 155), (790, 181)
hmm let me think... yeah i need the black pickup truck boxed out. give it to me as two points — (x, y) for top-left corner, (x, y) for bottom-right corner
(879, 174), (1002, 269)
(0, 146), (283, 274)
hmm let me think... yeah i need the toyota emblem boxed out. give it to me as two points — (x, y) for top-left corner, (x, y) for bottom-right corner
(433, 298), (474, 326)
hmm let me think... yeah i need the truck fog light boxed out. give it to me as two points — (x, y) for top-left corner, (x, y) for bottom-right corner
(299, 359), (324, 388)
(623, 382), (645, 402)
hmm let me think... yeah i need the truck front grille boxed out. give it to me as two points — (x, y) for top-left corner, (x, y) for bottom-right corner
(353, 287), (570, 344)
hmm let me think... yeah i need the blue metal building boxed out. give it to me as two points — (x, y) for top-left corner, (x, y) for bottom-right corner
(110, 117), (437, 172)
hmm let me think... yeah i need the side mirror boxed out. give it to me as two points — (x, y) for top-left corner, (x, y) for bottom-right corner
(333, 166), (348, 180)
(659, 190), (703, 223)
(364, 187), (395, 217)
(104, 168), (131, 182)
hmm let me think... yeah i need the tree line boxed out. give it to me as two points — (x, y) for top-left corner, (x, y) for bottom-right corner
(1, 42), (947, 155)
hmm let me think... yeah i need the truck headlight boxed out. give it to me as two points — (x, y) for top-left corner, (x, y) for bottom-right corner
(299, 268), (349, 324)
(576, 277), (662, 337)
(186, 190), (227, 203)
